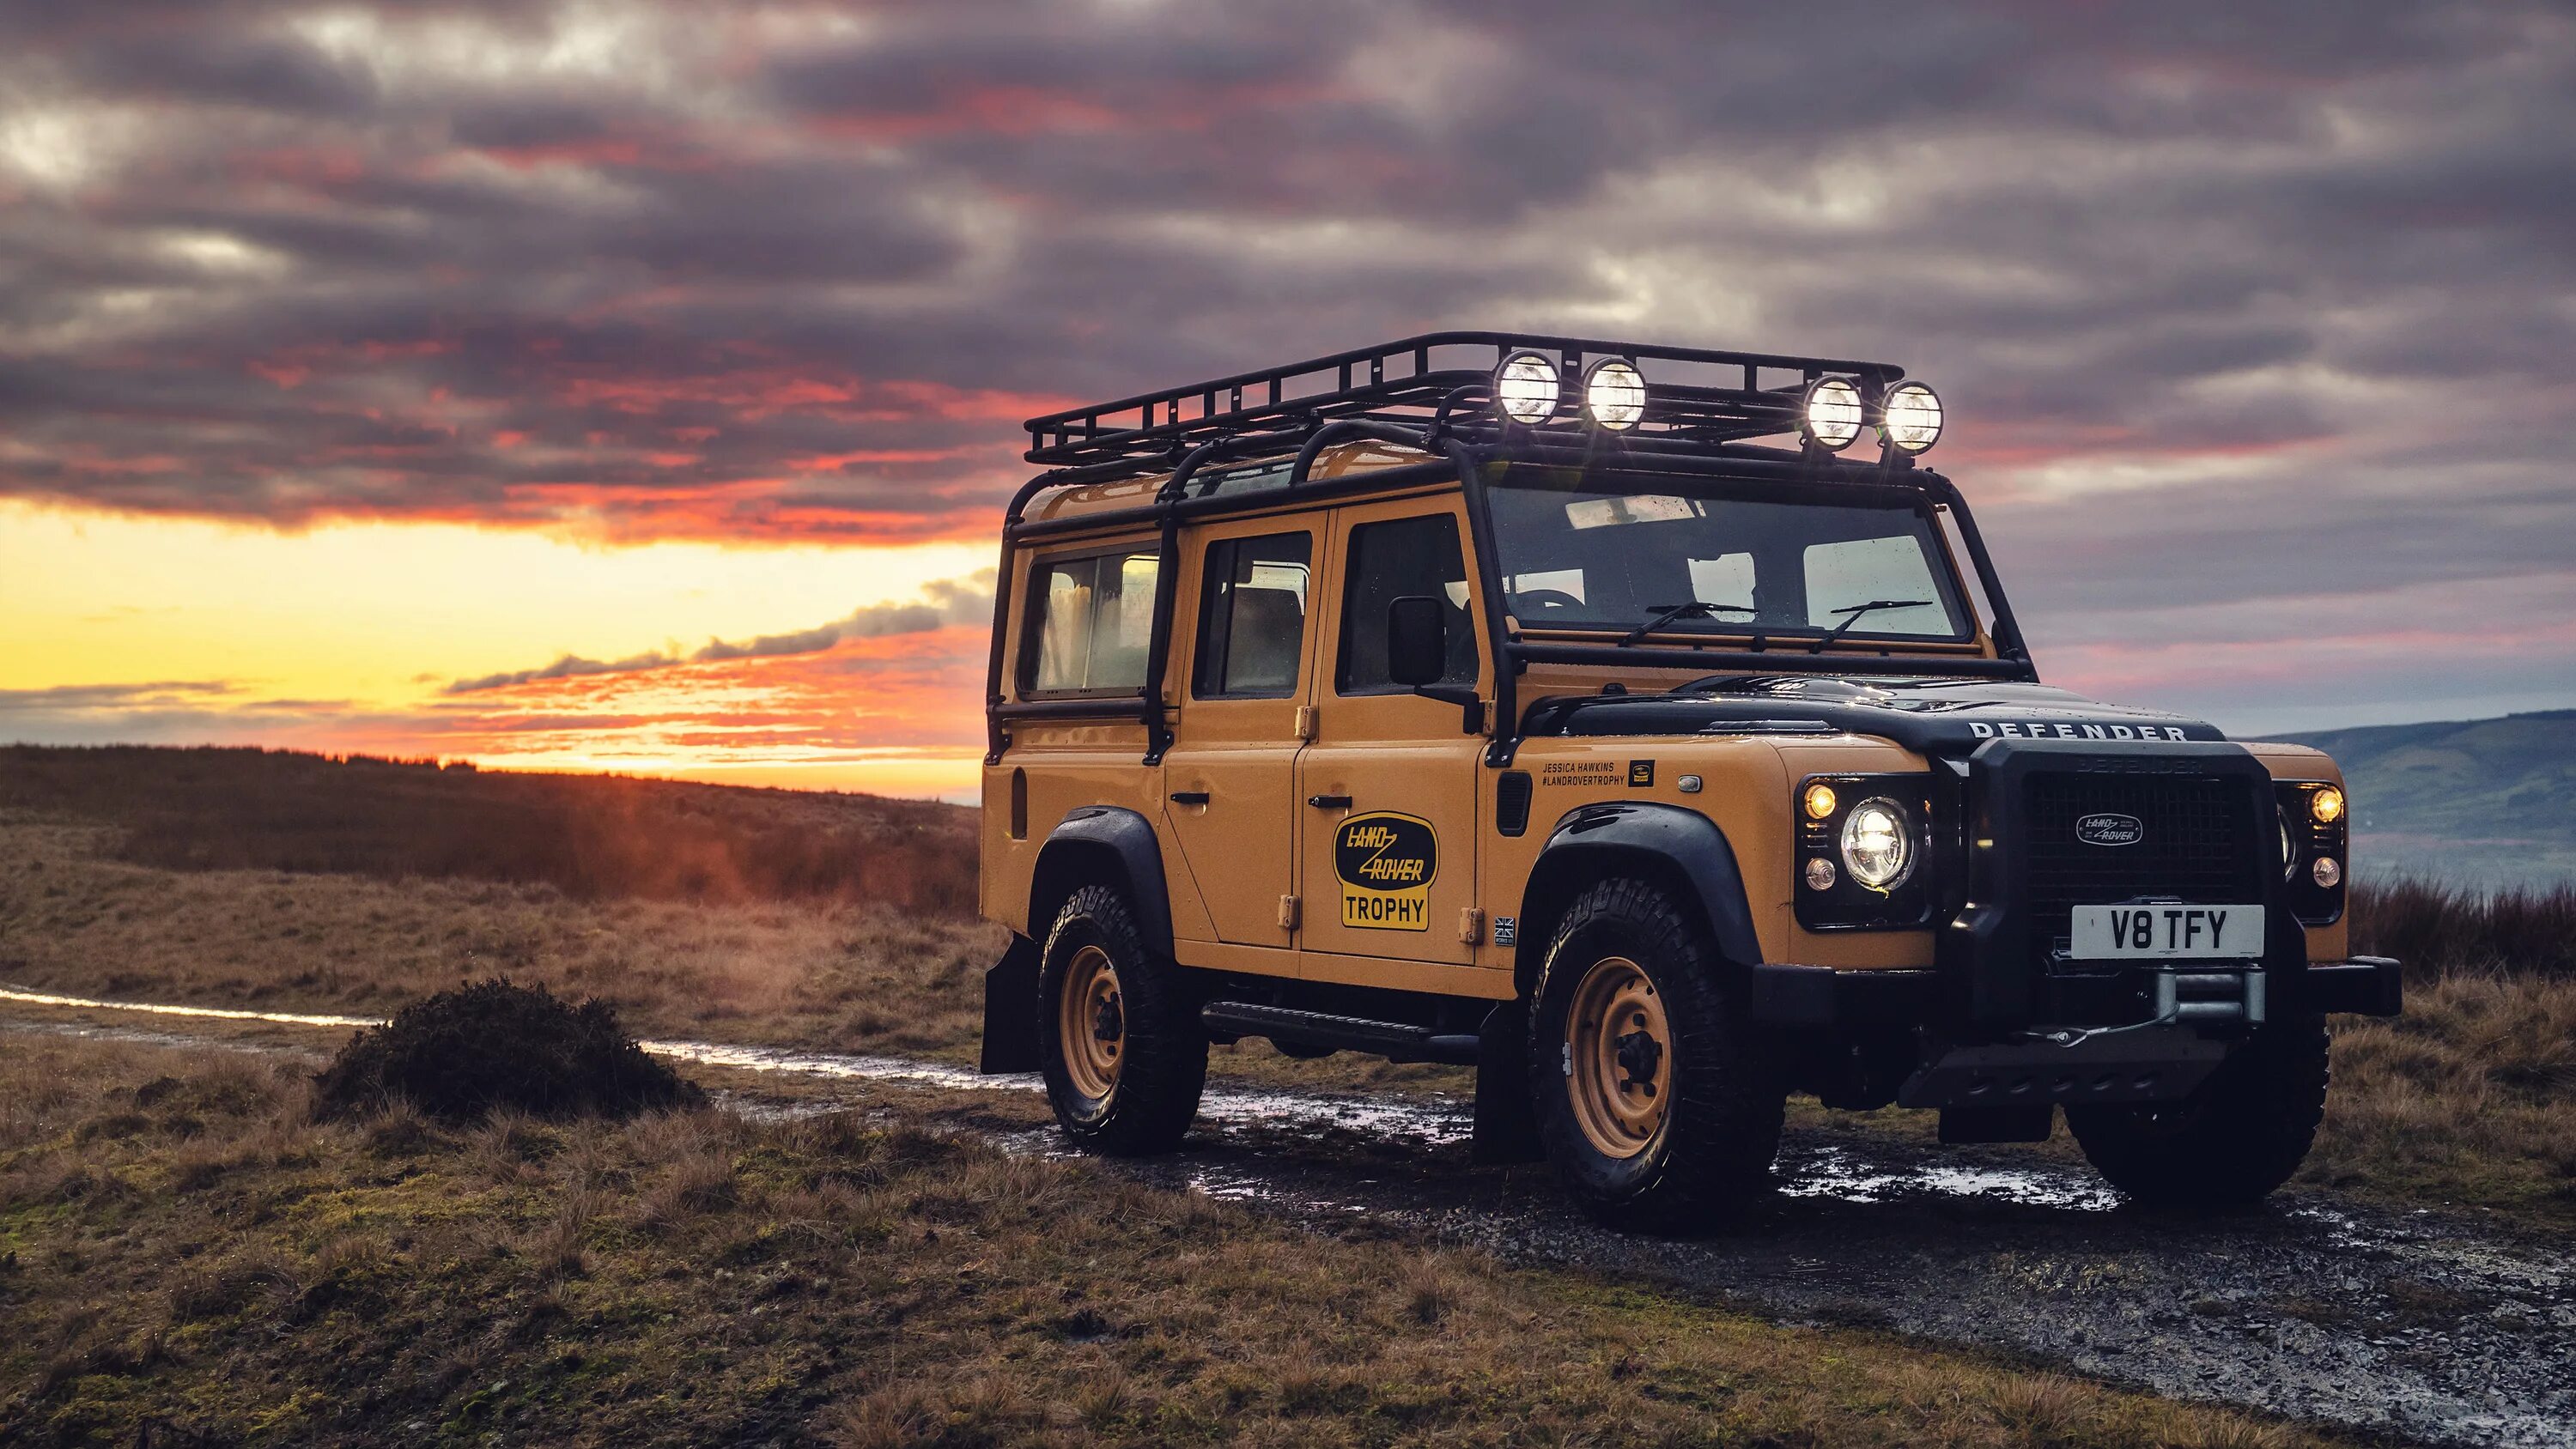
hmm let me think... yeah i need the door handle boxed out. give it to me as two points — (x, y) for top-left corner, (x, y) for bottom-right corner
(1307, 793), (1352, 809)
(1170, 791), (1211, 805)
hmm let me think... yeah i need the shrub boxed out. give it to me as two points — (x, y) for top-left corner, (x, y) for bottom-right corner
(313, 979), (704, 1123)
(2348, 878), (2576, 981)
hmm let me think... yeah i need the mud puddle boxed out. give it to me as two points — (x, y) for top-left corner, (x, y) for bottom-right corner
(9, 985), (2572, 1446)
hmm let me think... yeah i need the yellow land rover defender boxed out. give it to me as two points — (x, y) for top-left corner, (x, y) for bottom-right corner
(976, 333), (2402, 1230)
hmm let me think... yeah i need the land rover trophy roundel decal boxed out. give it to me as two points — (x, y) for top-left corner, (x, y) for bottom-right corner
(1335, 811), (1437, 931)
(2075, 812), (2145, 847)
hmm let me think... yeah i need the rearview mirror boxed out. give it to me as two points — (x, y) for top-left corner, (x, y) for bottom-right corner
(1387, 596), (1446, 688)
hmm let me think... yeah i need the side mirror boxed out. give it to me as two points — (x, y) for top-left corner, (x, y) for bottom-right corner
(1386, 596), (1446, 688)
(1386, 595), (1485, 735)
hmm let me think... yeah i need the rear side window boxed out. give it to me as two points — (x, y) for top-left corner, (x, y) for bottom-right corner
(1023, 547), (1160, 694)
(1338, 512), (1477, 694)
(1194, 533), (1312, 699)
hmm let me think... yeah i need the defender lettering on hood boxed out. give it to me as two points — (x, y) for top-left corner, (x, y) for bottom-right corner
(1522, 676), (2223, 759)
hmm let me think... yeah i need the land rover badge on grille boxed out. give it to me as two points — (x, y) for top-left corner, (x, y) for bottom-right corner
(2076, 812), (2146, 847)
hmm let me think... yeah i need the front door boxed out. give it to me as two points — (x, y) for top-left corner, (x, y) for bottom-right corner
(1161, 519), (1317, 954)
(1295, 499), (1489, 985)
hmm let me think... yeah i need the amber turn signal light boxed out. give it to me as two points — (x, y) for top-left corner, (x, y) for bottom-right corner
(1803, 783), (1838, 820)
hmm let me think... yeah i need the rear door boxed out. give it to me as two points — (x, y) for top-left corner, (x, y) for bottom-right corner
(1294, 498), (1489, 987)
(1160, 518), (1317, 955)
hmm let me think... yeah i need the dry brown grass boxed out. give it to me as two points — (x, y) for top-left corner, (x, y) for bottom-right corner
(0, 744), (976, 914)
(2312, 972), (2576, 1220)
(0, 814), (999, 1058)
(0, 1033), (2344, 1448)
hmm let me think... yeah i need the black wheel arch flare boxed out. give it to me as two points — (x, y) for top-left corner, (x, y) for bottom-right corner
(1515, 802), (1765, 996)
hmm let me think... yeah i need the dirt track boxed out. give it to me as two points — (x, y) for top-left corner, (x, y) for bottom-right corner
(9, 988), (2573, 1449)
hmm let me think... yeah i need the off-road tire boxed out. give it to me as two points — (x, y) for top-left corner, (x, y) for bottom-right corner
(2067, 1015), (2330, 1209)
(1529, 879), (1785, 1234)
(1037, 884), (1206, 1155)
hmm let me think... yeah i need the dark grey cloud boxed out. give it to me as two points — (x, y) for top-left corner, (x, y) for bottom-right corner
(1, 0), (2572, 718)
(442, 572), (993, 692)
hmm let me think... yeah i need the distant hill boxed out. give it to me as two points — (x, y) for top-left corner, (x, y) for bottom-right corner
(2269, 710), (2576, 889)
(0, 746), (979, 914)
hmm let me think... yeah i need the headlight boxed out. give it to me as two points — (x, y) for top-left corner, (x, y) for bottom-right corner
(1838, 797), (1915, 890)
(1583, 358), (1645, 430)
(1496, 351), (1561, 425)
(1880, 380), (1942, 454)
(1801, 377), (1863, 450)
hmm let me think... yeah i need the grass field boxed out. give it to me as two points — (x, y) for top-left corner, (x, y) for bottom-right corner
(3, 745), (2572, 1225)
(0, 1031), (2342, 1448)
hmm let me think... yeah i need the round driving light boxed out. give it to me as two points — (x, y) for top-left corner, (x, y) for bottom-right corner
(1804, 857), (1838, 891)
(1803, 782), (1838, 820)
(2312, 856), (2342, 888)
(2312, 786), (2345, 824)
(1838, 797), (1915, 890)
(1880, 380), (1943, 454)
(1495, 351), (1561, 425)
(1583, 358), (1645, 431)
(1801, 377), (1863, 450)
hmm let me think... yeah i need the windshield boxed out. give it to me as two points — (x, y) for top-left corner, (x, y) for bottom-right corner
(1485, 472), (1971, 645)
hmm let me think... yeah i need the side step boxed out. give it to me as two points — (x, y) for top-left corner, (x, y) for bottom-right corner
(1200, 1001), (1480, 1066)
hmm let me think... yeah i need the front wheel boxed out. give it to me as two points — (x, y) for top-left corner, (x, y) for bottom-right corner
(2067, 1016), (2329, 1208)
(1037, 885), (1206, 1155)
(1529, 879), (1785, 1234)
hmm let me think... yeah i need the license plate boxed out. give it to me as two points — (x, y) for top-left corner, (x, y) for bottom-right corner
(2069, 904), (2263, 960)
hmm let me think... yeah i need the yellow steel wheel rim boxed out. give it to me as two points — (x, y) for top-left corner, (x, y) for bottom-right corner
(1564, 955), (1671, 1160)
(1058, 944), (1124, 1102)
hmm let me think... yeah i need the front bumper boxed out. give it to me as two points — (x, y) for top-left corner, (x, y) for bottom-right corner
(1748, 955), (2403, 1029)
(1751, 956), (2401, 1111)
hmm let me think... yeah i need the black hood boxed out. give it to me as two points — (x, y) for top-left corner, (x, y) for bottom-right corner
(1522, 676), (2225, 760)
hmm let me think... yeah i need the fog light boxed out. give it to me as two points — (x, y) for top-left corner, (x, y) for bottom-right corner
(1583, 358), (1645, 430)
(1801, 377), (1863, 450)
(2312, 786), (2345, 824)
(1803, 782), (1838, 820)
(1804, 857), (1838, 891)
(1496, 351), (1561, 425)
(2312, 856), (2342, 888)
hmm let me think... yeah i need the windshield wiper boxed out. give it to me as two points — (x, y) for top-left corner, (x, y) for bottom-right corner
(1619, 600), (1757, 646)
(1808, 599), (1933, 654)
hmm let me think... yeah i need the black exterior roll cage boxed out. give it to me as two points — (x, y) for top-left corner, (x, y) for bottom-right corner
(985, 332), (2038, 770)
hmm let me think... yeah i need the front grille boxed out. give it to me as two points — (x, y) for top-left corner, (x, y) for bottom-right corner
(2021, 771), (2266, 967)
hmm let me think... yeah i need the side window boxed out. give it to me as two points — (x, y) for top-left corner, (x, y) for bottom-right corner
(1024, 547), (1160, 694)
(1338, 512), (1477, 694)
(1194, 533), (1312, 699)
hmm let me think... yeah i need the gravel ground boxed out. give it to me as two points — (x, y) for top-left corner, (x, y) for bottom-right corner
(10, 991), (2573, 1448)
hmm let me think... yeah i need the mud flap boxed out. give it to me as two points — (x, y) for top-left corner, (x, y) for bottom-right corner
(1472, 998), (1543, 1165)
(978, 935), (1042, 1074)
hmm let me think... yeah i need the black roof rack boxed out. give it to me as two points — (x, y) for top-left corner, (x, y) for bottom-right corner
(1022, 330), (1906, 472)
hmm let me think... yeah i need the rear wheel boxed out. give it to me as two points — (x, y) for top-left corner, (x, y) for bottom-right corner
(1037, 885), (1206, 1155)
(2068, 1016), (2329, 1208)
(1530, 879), (1784, 1234)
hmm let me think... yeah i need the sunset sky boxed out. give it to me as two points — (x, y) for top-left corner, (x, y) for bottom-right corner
(4, 2), (2573, 801)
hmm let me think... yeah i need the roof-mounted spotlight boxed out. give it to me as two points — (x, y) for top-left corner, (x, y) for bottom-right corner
(1880, 380), (1943, 455)
(1801, 376), (1863, 451)
(1495, 350), (1561, 425)
(1583, 358), (1645, 431)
